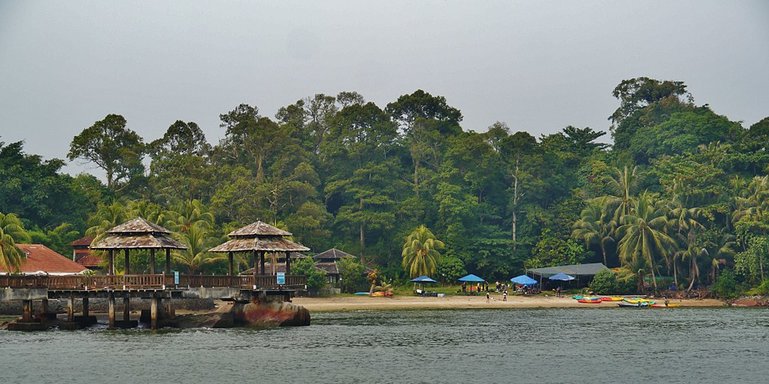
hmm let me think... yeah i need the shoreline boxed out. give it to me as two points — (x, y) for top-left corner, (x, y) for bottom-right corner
(292, 294), (725, 312)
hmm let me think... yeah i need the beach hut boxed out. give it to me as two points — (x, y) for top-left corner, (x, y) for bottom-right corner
(313, 248), (357, 284)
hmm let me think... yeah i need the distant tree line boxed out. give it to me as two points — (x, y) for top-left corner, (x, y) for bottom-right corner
(2, 78), (769, 296)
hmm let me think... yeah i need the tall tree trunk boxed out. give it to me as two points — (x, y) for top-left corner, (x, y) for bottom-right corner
(687, 256), (699, 291)
(359, 197), (365, 264)
(413, 157), (419, 197)
(600, 242), (608, 267)
(511, 157), (520, 250)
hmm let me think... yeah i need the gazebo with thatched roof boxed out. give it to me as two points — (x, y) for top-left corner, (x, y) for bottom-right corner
(209, 221), (310, 278)
(90, 217), (187, 275)
(89, 217), (186, 329)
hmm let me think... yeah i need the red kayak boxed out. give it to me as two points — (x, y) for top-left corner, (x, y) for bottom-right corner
(577, 298), (602, 304)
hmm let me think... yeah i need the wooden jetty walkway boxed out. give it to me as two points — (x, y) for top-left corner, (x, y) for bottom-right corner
(1, 273), (307, 330)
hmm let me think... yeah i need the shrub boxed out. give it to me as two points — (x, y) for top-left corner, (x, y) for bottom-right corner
(590, 269), (617, 294)
(711, 269), (741, 300)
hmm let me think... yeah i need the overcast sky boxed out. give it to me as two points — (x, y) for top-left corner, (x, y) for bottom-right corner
(1, 1), (767, 176)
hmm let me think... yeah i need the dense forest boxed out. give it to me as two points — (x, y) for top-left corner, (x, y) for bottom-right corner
(2, 77), (768, 295)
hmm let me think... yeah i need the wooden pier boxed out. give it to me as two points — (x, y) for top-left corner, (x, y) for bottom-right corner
(1, 274), (307, 330)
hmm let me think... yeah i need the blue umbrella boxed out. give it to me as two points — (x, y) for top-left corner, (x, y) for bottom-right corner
(458, 274), (485, 283)
(548, 272), (576, 281)
(410, 275), (438, 283)
(510, 274), (538, 286)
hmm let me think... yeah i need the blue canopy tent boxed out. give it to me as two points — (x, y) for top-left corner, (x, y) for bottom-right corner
(458, 274), (485, 283)
(548, 272), (576, 281)
(458, 273), (485, 293)
(411, 275), (438, 296)
(410, 275), (438, 283)
(511, 275), (538, 286)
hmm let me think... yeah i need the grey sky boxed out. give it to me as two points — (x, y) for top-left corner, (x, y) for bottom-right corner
(1, 1), (767, 176)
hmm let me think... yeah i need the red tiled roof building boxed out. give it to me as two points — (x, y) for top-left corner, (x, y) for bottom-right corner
(0, 244), (87, 275)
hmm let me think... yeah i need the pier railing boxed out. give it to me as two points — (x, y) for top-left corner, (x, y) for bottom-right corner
(0, 274), (307, 291)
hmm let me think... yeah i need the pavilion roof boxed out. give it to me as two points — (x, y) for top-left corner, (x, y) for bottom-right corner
(107, 217), (172, 234)
(209, 237), (310, 253)
(314, 248), (356, 260)
(228, 221), (292, 238)
(90, 217), (186, 250)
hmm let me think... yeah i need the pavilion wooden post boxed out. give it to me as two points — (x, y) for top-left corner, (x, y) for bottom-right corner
(285, 252), (291, 275)
(150, 294), (159, 330)
(67, 294), (74, 322)
(108, 249), (114, 275)
(165, 249), (171, 274)
(82, 296), (89, 318)
(41, 298), (49, 317)
(252, 250), (258, 287)
(260, 251), (266, 275)
(21, 300), (32, 322)
(108, 293), (116, 329)
(228, 251), (234, 277)
(123, 296), (130, 321)
(124, 249), (130, 275)
(149, 249), (156, 274)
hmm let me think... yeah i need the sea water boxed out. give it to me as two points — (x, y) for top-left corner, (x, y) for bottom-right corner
(1, 308), (768, 384)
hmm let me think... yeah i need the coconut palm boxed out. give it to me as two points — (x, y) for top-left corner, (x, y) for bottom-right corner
(165, 199), (214, 233)
(573, 197), (616, 267)
(616, 192), (677, 291)
(172, 222), (220, 274)
(0, 213), (30, 272)
(402, 225), (444, 278)
(606, 165), (638, 224)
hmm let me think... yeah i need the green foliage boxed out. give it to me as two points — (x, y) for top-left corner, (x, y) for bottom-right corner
(292, 257), (327, 292)
(402, 225), (444, 278)
(734, 236), (769, 284)
(526, 229), (587, 269)
(68, 114), (145, 192)
(337, 257), (367, 293)
(711, 269), (741, 300)
(589, 269), (618, 294)
(436, 255), (466, 283)
(0, 212), (30, 272)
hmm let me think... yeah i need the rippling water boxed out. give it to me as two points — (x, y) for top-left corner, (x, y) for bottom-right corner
(1, 308), (769, 384)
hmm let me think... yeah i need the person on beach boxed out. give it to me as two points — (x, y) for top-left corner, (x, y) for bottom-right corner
(556, 286), (561, 298)
(503, 290), (508, 301)
(486, 292), (490, 302)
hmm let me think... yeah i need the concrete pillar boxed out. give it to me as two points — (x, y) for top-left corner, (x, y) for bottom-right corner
(82, 296), (89, 318)
(228, 251), (234, 276)
(123, 296), (130, 321)
(108, 293), (116, 329)
(165, 295), (175, 318)
(108, 249), (114, 275)
(165, 249), (171, 274)
(124, 249), (130, 275)
(22, 300), (32, 322)
(150, 295), (159, 330)
(149, 249), (156, 274)
(67, 295), (74, 322)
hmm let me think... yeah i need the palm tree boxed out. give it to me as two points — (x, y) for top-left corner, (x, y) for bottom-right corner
(606, 165), (638, 224)
(573, 197), (616, 266)
(166, 199), (214, 233)
(402, 225), (444, 278)
(733, 176), (769, 280)
(0, 213), (30, 272)
(616, 193), (677, 291)
(172, 222), (220, 274)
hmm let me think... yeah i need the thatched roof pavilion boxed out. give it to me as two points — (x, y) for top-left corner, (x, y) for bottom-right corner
(209, 221), (310, 276)
(90, 217), (186, 275)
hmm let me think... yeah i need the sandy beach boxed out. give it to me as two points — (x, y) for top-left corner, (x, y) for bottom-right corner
(293, 294), (724, 312)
